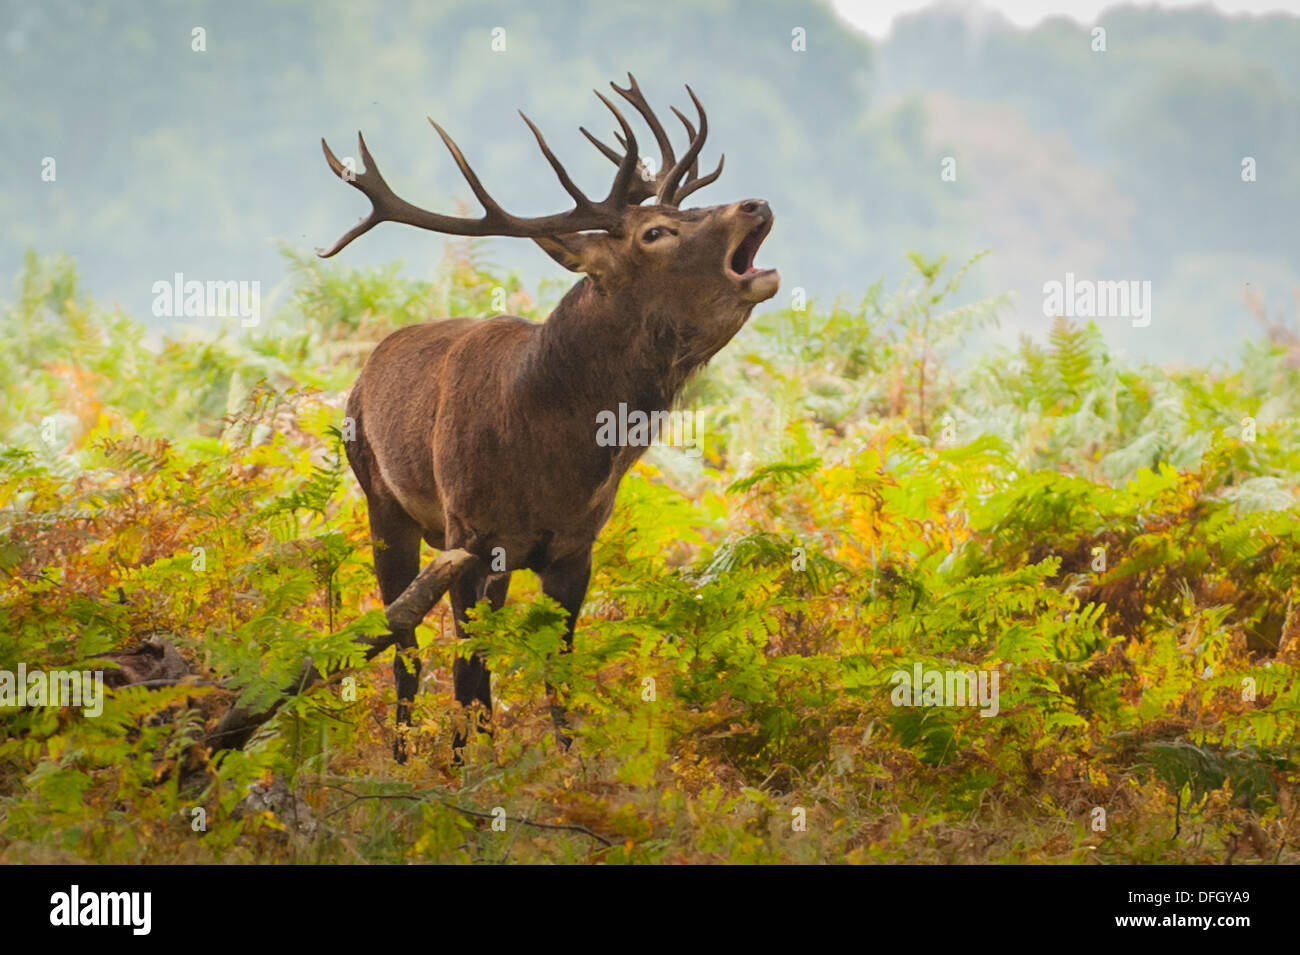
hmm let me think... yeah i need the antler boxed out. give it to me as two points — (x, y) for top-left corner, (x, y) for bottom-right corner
(317, 94), (642, 258)
(581, 73), (724, 207)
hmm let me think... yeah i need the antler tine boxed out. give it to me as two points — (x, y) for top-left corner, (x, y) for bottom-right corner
(663, 108), (727, 203)
(655, 85), (708, 205)
(317, 134), (401, 257)
(670, 108), (700, 181)
(580, 125), (624, 166)
(612, 73), (676, 175)
(427, 118), (511, 221)
(673, 153), (724, 204)
(581, 127), (657, 203)
(591, 90), (640, 209)
(519, 111), (595, 210)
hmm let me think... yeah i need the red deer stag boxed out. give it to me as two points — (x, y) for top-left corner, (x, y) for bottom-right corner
(319, 75), (778, 760)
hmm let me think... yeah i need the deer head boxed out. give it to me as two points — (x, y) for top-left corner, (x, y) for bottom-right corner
(318, 75), (778, 361)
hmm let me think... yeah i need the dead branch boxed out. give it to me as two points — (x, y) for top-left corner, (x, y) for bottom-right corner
(204, 548), (477, 753)
(321, 784), (615, 847)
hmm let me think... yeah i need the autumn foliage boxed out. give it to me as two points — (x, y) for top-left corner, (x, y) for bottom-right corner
(1, 248), (1297, 863)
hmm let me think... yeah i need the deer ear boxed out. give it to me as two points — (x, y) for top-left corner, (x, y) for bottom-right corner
(533, 233), (611, 276)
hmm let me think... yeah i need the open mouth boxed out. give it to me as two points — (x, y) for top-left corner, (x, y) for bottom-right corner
(726, 218), (774, 280)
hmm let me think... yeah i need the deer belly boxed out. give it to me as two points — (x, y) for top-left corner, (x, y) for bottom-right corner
(373, 449), (446, 534)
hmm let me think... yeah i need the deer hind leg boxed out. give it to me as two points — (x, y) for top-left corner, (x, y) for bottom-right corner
(449, 569), (510, 755)
(367, 501), (423, 763)
(538, 551), (592, 750)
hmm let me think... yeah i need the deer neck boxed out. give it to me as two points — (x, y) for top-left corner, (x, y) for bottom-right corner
(521, 278), (696, 416)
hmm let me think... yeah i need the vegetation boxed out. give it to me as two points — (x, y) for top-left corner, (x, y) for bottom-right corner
(1, 248), (1297, 863)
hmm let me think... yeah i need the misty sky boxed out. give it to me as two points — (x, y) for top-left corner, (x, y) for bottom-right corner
(831, 0), (1300, 36)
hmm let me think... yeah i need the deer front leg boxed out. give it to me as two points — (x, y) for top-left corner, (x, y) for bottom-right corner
(366, 504), (423, 764)
(449, 568), (509, 756)
(538, 551), (592, 750)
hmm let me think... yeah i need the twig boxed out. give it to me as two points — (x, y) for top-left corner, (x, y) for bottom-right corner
(119, 678), (229, 690)
(323, 783), (614, 847)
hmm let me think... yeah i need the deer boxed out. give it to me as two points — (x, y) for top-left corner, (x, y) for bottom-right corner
(317, 75), (778, 761)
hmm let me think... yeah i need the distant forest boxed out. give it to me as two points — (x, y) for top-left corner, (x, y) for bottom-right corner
(5, 0), (1300, 362)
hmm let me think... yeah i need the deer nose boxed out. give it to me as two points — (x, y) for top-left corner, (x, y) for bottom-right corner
(739, 199), (771, 221)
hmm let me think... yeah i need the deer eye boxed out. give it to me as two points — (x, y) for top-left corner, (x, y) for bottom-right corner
(642, 226), (670, 243)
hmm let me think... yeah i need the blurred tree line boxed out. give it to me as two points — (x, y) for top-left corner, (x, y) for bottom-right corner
(4, 0), (1299, 362)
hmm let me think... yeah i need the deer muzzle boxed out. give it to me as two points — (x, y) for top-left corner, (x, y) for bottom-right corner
(725, 200), (778, 303)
